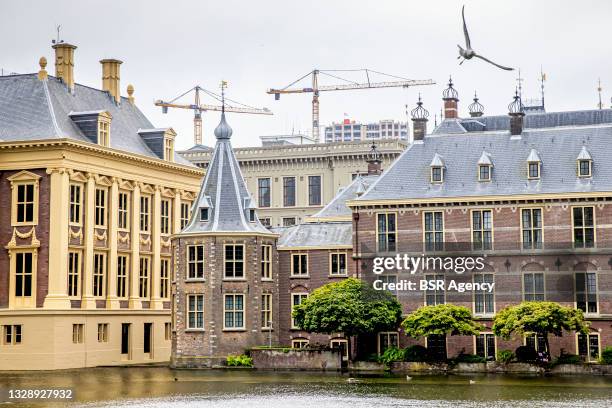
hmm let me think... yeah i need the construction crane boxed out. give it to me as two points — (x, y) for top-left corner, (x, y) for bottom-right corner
(155, 84), (273, 145)
(267, 69), (435, 141)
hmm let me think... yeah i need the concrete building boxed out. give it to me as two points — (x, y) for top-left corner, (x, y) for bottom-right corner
(349, 79), (612, 360)
(0, 42), (202, 370)
(179, 138), (406, 228)
(324, 119), (408, 143)
(259, 133), (317, 146)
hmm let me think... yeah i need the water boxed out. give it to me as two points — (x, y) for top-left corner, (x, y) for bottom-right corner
(1, 367), (611, 407)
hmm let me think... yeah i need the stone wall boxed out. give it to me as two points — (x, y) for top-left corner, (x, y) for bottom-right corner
(250, 348), (342, 370)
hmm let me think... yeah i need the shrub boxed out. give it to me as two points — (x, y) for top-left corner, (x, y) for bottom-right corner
(226, 354), (253, 367)
(555, 352), (581, 365)
(453, 353), (486, 364)
(403, 345), (431, 362)
(515, 346), (538, 362)
(378, 347), (405, 365)
(496, 349), (515, 364)
(601, 347), (612, 364)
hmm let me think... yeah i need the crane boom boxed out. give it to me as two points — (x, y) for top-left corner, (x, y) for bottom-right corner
(267, 69), (435, 141)
(155, 84), (273, 145)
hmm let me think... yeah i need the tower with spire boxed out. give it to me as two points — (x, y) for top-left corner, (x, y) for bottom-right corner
(171, 83), (279, 367)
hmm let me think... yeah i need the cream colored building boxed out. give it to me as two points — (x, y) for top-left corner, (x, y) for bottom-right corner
(179, 139), (407, 227)
(0, 42), (202, 370)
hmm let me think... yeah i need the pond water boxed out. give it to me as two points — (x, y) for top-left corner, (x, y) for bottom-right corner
(1, 367), (611, 407)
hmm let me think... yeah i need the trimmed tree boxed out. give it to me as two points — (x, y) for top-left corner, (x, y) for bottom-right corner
(402, 304), (484, 338)
(292, 277), (402, 359)
(492, 301), (590, 359)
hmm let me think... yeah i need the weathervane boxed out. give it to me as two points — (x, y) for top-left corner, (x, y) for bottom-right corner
(220, 80), (228, 111)
(457, 5), (514, 71)
(51, 25), (64, 45)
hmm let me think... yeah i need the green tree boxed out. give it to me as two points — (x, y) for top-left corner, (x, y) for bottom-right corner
(492, 301), (590, 358)
(292, 277), (402, 359)
(401, 304), (483, 338)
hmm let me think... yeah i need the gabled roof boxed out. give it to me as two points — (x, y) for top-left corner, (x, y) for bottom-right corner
(0, 74), (192, 166)
(181, 112), (272, 235)
(430, 153), (445, 167)
(477, 150), (493, 166)
(357, 118), (612, 202)
(309, 174), (379, 220)
(526, 148), (541, 163)
(577, 145), (592, 161)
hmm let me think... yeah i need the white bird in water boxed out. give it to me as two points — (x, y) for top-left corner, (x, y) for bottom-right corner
(347, 378), (362, 383)
(469, 379), (476, 385)
(406, 375), (412, 381)
(457, 5), (514, 71)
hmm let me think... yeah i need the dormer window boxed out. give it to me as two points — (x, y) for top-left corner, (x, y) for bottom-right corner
(200, 208), (209, 222)
(478, 165), (491, 181)
(528, 162), (540, 179)
(576, 146), (593, 178)
(429, 153), (445, 184)
(431, 166), (443, 183)
(477, 151), (493, 182)
(164, 136), (174, 162)
(578, 160), (592, 177)
(249, 209), (256, 222)
(526, 149), (542, 180)
(98, 116), (110, 147)
(138, 127), (176, 162)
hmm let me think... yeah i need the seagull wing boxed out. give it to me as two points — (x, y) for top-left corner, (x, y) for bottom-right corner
(462, 5), (471, 49)
(474, 54), (514, 71)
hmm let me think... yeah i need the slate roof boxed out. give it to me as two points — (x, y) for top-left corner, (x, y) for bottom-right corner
(181, 112), (272, 234)
(0, 74), (192, 165)
(358, 110), (612, 202)
(311, 174), (379, 219)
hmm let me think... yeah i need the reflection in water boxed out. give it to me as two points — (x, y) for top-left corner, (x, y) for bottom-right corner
(1, 367), (611, 408)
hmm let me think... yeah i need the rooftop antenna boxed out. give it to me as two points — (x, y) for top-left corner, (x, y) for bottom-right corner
(540, 67), (546, 110)
(516, 68), (524, 99)
(597, 78), (603, 110)
(51, 25), (64, 45)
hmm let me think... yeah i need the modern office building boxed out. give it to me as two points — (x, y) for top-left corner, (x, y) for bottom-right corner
(179, 139), (407, 228)
(0, 41), (202, 370)
(324, 119), (408, 143)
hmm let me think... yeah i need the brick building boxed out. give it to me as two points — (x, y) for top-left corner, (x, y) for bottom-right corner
(0, 41), (202, 370)
(349, 79), (612, 361)
(171, 109), (279, 368)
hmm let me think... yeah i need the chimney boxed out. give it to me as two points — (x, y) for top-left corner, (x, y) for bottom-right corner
(442, 76), (459, 119)
(100, 59), (123, 104)
(410, 95), (429, 141)
(52, 43), (77, 90)
(508, 90), (525, 135)
(366, 142), (382, 175)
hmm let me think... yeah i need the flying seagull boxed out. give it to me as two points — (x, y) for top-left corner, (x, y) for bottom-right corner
(457, 5), (514, 71)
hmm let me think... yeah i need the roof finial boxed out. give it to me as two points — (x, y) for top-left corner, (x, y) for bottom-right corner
(214, 80), (233, 140)
(220, 80), (228, 114)
(516, 68), (524, 99)
(597, 78), (603, 110)
(468, 91), (484, 117)
(540, 67), (546, 109)
(37, 56), (48, 81)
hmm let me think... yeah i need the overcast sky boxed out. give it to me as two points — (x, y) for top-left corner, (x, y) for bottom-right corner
(2, 0), (611, 149)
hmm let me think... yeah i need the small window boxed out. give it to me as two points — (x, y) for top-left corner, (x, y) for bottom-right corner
(330, 338), (349, 361)
(261, 245), (272, 280)
(187, 245), (205, 280)
(224, 245), (244, 279)
(478, 165), (491, 181)
(98, 119), (110, 147)
(528, 162), (540, 179)
(282, 217), (296, 227)
(291, 254), (308, 277)
(200, 208), (209, 222)
(97, 323), (109, 342)
(180, 202), (191, 229)
(330, 253), (347, 276)
(475, 333), (496, 361)
(72, 324), (84, 344)
(3, 325), (22, 345)
(164, 137), (174, 162)
(292, 338), (309, 349)
(261, 293), (273, 329)
(187, 294), (204, 329)
(578, 160), (592, 177)
(431, 166), (443, 183)
(224, 294), (245, 329)
(249, 209), (256, 222)
(577, 333), (600, 362)
(260, 217), (271, 227)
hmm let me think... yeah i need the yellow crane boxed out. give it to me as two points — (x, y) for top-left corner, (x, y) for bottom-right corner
(155, 84), (272, 145)
(268, 69), (435, 141)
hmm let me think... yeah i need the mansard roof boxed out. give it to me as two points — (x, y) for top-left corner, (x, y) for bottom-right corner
(181, 112), (273, 235)
(0, 73), (192, 165)
(357, 110), (612, 202)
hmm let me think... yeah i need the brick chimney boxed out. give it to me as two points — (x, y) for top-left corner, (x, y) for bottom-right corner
(442, 77), (459, 119)
(366, 142), (382, 175)
(52, 43), (77, 90)
(508, 90), (525, 135)
(100, 59), (123, 104)
(410, 95), (429, 141)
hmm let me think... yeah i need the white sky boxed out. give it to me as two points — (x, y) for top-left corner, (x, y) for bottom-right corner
(2, 0), (611, 149)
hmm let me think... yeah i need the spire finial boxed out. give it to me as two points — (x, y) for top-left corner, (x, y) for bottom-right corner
(597, 78), (603, 110)
(220, 80), (228, 113)
(214, 80), (233, 140)
(516, 68), (523, 99)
